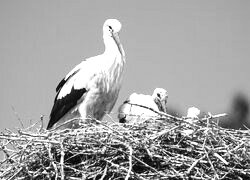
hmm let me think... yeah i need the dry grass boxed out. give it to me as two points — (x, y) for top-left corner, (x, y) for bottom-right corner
(0, 113), (250, 180)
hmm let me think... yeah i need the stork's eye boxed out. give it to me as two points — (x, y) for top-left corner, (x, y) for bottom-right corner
(157, 93), (161, 98)
(108, 25), (113, 32)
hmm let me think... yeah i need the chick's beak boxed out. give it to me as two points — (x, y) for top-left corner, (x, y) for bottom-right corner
(161, 100), (167, 113)
(161, 95), (168, 113)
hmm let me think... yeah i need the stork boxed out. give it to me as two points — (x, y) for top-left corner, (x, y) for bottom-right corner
(47, 19), (125, 130)
(184, 107), (200, 124)
(186, 107), (200, 119)
(118, 88), (168, 124)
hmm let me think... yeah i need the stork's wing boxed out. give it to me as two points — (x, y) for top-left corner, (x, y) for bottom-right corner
(56, 61), (85, 92)
(47, 73), (87, 129)
(47, 60), (92, 129)
(47, 55), (104, 129)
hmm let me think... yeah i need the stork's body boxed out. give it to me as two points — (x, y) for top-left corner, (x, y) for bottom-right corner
(47, 19), (125, 130)
(118, 88), (168, 124)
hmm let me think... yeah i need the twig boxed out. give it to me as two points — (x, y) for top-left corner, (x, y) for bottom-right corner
(0, 135), (59, 144)
(150, 125), (181, 140)
(205, 150), (219, 179)
(17, 130), (49, 138)
(127, 103), (182, 121)
(47, 144), (58, 179)
(200, 113), (227, 122)
(230, 141), (245, 152)
(213, 152), (229, 165)
(99, 164), (108, 180)
(125, 145), (133, 180)
(39, 115), (44, 132)
(9, 167), (23, 180)
(60, 140), (65, 180)
(106, 160), (146, 180)
(50, 118), (83, 131)
(25, 119), (43, 131)
(105, 113), (118, 124)
(11, 106), (24, 129)
(91, 118), (136, 142)
(187, 155), (206, 175)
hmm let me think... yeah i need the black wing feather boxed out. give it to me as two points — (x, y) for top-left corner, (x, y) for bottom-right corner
(47, 87), (86, 129)
(47, 68), (86, 129)
(56, 69), (81, 92)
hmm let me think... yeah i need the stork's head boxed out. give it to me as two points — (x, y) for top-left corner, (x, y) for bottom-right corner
(152, 88), (168, 113)
(103, 19), (124, 57)
(103, 19), (122, 37)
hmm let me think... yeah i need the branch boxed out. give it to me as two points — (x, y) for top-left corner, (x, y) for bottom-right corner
(125, 145), (133, 180)
(60, 141), (65, 180)
(47, 144), (58, 179)
(127, 103), (183, 121)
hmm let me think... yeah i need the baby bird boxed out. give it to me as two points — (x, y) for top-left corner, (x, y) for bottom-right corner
(118, 88), (168, 124)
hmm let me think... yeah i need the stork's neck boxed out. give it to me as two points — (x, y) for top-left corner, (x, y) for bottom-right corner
(103, 35), (125, 59)
(101, 35), (125, 93)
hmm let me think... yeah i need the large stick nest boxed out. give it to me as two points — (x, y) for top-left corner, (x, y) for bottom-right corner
(0, 113), (250, 180)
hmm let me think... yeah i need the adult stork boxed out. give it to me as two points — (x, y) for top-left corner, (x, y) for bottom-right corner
(118, 88), (168, 124)
(47, 19), (125, 130)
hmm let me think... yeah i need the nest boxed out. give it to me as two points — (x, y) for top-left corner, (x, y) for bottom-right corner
(1, 113), (250, 180)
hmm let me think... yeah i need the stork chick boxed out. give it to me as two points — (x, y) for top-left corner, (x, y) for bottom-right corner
(118, 88), (168, 124)
(47, 19), (125, 130)
(186, 107), (200, 119)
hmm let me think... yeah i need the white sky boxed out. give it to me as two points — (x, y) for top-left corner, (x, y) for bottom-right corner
(0, 0), (250, 132)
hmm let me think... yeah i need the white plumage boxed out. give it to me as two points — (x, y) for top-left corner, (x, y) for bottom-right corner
(186, 107), (200, 119)
(47, 19), (125, 130)
(185, 107), (200, 124)
(118, 88), (168, 124)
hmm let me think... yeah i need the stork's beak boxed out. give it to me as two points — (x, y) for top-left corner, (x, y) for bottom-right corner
(159, 94), (168, 113)
(154, 95), (168, 113)
(112, 32), (125, 57)
(161, 98), (168, 113)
